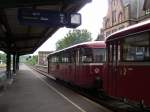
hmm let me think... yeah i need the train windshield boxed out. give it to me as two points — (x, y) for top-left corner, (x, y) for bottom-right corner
(79, 48), (93, 63)
(123, 32), (150, 62)
(93, 48), (106, 63)
(79, 48), (106, 63)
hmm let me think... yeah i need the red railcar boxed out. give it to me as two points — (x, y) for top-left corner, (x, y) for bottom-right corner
(105, 20), (150, 106)
(47, 41), (106, 89)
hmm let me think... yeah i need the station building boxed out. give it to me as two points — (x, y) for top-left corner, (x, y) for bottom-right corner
(97, 0), (150, 40)
(38, 51), (52, 66)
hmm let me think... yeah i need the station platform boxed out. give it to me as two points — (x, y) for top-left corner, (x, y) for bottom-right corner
(0, 64), (112, 112)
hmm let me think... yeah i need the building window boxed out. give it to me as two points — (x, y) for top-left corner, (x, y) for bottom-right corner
(105, 19), (110, 28)
(119, 25), (125, 30)
(106, 31), (111, 37)
(112, 0), (116, 6)
(112, 29), (117, 33)
(118, 12), (123, 23)
(112, 10), (116, 24)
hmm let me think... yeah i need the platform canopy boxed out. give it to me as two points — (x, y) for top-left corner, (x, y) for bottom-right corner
(0, 0), (91, 55)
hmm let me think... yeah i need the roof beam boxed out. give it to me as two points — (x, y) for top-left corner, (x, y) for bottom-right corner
(0, 36), (41, 41)
(12, 36), (41, 41)
(3, 45), (38, 53)
(0, 0), (91, 8)
(0, 9), (12, 35)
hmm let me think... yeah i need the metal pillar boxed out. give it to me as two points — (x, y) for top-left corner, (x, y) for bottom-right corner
(13, 53), (16, 74)
(16, 54), (20, 71)
(6, 52), (11, 79)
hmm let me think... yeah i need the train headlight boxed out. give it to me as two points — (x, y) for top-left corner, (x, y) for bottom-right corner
(94, 68), (100, 74)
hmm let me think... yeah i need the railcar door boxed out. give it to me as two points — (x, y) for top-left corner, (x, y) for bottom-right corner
(118, 32), (150, 105)
(107, 41), (119, 96)
(73, 48), (79, 84)
(76, 47), (93, 88)
(68, 49), (77, 84)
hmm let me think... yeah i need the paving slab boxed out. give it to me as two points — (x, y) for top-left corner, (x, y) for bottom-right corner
(0, 65), (82, 112)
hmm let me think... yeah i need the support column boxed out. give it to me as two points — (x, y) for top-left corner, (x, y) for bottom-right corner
(13, 53), (16, 74)
(16, 54), (20, 71)
(6, 53), (11, 79)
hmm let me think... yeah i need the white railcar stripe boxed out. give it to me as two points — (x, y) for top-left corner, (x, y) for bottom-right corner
(80, 63), (104, 66)
(51, 63), (104, 66)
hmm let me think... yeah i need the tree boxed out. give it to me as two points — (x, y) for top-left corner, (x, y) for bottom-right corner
(25, 55), (38, 65)
(56, 29), (92, 50)
(0, 53), (6, 64)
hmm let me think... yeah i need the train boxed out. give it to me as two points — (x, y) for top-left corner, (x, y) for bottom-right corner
(47, 19), (150, 106)
(47, 41), (106, 89)
(105, 19), (150, 106)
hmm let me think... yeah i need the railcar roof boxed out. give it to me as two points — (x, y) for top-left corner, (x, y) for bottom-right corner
(106, 19), (150, 42)
(48, 41), (105, 57)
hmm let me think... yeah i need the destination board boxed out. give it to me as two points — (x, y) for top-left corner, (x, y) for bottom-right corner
(18, 8), (81, 28)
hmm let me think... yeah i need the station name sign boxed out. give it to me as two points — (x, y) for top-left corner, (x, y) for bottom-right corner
(18, 8), (81, 28)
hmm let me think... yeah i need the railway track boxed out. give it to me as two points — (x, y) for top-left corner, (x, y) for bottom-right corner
(30, 65), (150, 112)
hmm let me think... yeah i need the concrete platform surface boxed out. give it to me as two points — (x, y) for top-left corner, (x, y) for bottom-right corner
(0, 64), (112, 112)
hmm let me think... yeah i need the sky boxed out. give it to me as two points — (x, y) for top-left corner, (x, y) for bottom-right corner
(34, 0), (108, 54)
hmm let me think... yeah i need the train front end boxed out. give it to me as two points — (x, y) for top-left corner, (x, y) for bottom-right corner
(77, 41), (106, 90)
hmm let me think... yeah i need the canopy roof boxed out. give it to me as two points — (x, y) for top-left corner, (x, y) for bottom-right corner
(0, 0), (91, 55)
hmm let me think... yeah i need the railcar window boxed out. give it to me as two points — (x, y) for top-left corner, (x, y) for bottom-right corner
(109, 45), (113, 62)
(93, 48), (106, 63)
(61, 51), (72, 63)
(62, 57), (69, 63)
(51, 56), (59, 63)
(79, 48), (93, 63)
(123, 32), (150, 61)
(70, 51), (75, 63)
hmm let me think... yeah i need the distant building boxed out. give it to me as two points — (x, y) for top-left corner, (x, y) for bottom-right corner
(38, 51), (52, 66)
(97, 0), (150, 40)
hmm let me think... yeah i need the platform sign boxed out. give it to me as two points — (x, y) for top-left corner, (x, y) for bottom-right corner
(18, 8), (81, 28)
